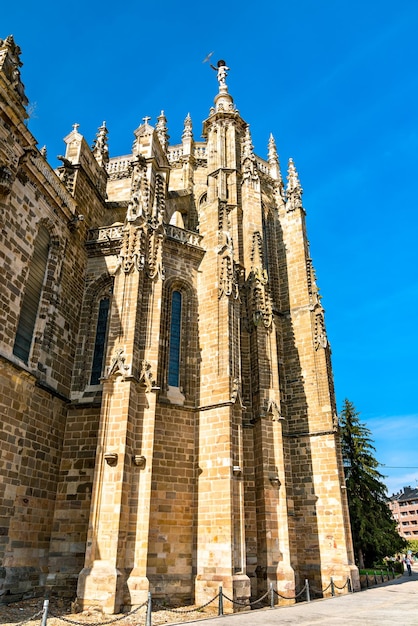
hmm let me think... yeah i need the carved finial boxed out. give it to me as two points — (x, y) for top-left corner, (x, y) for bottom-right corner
(182, 113), (193, 140)
(156, 110), (169, 152)
(287, 158), (301, 192)
(242, 125), (254, 160)
(92, 121), (109, 167)
(268, 134), (283, 185)
(241, 126), (259, 188)
(0, 35), (28, 106)
(142, 116), (151, 126)
(40, 145), (47, 159)
(72, 123), (80, 133)
(286, 158), (303, 211)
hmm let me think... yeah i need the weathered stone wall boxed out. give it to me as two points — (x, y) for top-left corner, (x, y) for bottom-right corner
(0, 360), (67, 600)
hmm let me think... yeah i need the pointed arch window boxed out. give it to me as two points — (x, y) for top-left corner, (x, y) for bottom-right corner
(168, 290), (182, 387)
(13, 226), (50, 363)
(90, 297), (110, 385)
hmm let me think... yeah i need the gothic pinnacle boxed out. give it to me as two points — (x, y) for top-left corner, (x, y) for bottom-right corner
(268, 134), (283, 185)
(182, 113), (193, 140)
(286, 158), (303, 210)
(287, 158), (302, 194)
(92, 121), (109, 167)
(242, 125), (254, 160)
(156, 111), (169, 152)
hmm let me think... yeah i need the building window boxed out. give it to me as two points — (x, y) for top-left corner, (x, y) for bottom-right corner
(90, 298), (110, 385)
(168, 291), (182, 387)
(13, 226), (50, 363)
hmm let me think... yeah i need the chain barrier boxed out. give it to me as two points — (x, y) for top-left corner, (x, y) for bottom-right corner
(333, 579), (349, 591)
(8, 569), (396, 626)
(305, 577), (351, 598)
(49, 601), (147, 626)
(14, 609), (44, 626)
(153, 593), (220, 614)
(272, 581), (308, 601)
(221, 588), (270, 607)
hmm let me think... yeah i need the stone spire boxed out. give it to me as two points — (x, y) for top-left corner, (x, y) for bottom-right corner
(91, 121), (109, 167)
(286, 158), (303, 211)
(156, 110), (169, 152)
(0, 35), (28, 106)
(268, 134), (283, 184)
(182, 113), (193, 140)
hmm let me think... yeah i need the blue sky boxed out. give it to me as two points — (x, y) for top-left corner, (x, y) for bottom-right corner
(3, 1), (418, 494)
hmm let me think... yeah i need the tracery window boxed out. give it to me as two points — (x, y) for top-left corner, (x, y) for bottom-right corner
(159, 280), (198, 405)
(13, 225), (50, 363)
(90, 297), (110, 385)
(168, 290), (182, 387)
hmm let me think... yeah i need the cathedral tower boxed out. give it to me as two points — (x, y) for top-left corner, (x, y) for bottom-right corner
(0, 39), (358, 611)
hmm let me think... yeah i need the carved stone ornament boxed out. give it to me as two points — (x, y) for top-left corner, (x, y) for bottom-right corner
(0, 164), (15, 195)
(147, 173), (166, 281)
(139, 360), (156, 392)
(127, 156), (150, 224)
(105, 348), (131, 380)
(0, 35), (28, 105)
(132, 455), (146, 468)
(231, 377), (246, 409)
(91, 121), (109, 167)
(262, 399), (283, 422)
(249, 233), (273, 329)
(314, 307), (328, 350)
(286, 158), (303, 212)
(117, 225), (146, 274)
(156, 111), (169, 152)
(241, 125), (259, 188)
(104, 452), (118, 466)
(217, 203), (238, 299)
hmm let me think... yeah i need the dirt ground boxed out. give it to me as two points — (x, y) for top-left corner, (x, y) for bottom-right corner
(0, 596), (221, 626)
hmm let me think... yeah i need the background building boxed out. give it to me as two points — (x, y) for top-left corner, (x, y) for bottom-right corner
(389, 487), (418, 539)
(0, 38), (358, 612)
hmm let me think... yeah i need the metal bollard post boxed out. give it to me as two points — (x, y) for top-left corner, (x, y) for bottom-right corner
(218, 585), (224, 616)
(305, 579), (310, 603)
(366, 573), (369, 588)
(347, 576), (353, 593)
(374, 571), (377, 585)
(330, 577), (335, 596)
(41, 598), (49, 626)
(270, 582), (274, 608)
(146, 591), (152, 626)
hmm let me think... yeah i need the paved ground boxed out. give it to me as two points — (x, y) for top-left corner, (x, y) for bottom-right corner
(0, 567), (416, 625)
(182, 569), (418, 626)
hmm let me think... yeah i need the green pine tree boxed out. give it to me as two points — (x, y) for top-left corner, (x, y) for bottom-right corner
(339, 399), (406, 568)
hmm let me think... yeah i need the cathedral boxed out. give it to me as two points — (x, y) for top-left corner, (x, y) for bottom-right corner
(0, 37), (359, 612)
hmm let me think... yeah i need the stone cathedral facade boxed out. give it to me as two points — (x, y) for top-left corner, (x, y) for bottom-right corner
(0, 38), (359, 612)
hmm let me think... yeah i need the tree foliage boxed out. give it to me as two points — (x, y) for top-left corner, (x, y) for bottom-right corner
(339, 399), (406, 568)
